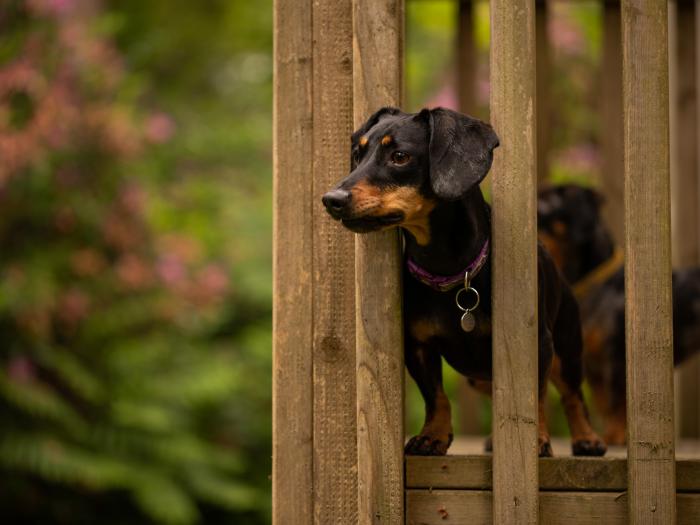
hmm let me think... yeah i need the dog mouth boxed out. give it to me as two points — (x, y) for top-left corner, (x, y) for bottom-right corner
(340, 212), (404, 232)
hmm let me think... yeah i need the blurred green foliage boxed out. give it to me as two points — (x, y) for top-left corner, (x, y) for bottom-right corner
(0, 1), (271, 523)
(0, 0), (608, 522)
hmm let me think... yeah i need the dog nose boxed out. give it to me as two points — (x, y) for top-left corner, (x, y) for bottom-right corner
(322, 189), (351, 215)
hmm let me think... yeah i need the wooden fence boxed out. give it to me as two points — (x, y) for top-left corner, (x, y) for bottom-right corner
(273, 0), (700, 523)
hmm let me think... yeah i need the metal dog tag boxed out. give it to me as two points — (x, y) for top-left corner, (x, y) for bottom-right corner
(460, 311), (476, 332)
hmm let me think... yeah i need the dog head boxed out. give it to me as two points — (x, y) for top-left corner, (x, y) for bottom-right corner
(537, 184), (614, 281)
(321, 107), (499, 244)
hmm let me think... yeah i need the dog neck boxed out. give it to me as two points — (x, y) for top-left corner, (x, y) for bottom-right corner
(569, 227), (616, 283)
(402, 187), (491, 278)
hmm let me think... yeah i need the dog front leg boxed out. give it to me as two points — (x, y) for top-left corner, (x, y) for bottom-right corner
(404, 343), (453, 456)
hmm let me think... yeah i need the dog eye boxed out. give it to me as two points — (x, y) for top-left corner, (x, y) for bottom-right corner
(391, 151), (411, 166)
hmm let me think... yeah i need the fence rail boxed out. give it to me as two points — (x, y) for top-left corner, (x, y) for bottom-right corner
(273, 1), (690, 524)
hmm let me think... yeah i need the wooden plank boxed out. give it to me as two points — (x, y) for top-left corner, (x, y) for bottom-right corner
(406, 455), (700, 492)
(490, 0), (539, 523)
(455, 0), (483, 436)
(621, 1), (676, 523)
(672, 0), (700, 440)
(536, 0), (550, 184)
(406, 490), (700, 525)
(352, 1), (404, 524)
(457, 0), (477, 117)
(272, 0), (314, 522)
(600, 0), (624, 245)
(311, 1), (357, 524)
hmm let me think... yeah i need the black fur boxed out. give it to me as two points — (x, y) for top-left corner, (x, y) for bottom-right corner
(323, 108), (606, 457)
(538, 184), (700, 444)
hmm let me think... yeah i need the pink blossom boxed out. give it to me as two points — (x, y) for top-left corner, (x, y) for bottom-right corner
(157, 255), (187, 286)
(8, 356), (35, 383)
(115, 254), (153, 290)
(56, 288), (90, 325)
(426, 83), (458, 111)
(145, 113), (176, 144)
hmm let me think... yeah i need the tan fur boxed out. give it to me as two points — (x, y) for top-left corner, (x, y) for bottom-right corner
(410, 318), (444, 343)
(350, 183), (436, 245)
(419, 390), (452, 448)
(381, 134), (392, 146)
(539, 231), (566, 270)
(359, 136), (368, 146)
(551, 356), (600, 444)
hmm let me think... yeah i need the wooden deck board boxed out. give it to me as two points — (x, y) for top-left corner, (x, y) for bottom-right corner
(406, 490), (700, 525)
(406, 436), (700, 492)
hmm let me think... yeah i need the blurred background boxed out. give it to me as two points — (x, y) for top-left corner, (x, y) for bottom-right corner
(0, 0), (630, 523)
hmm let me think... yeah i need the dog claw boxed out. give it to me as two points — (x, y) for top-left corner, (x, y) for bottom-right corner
(405, 433), (453, 456)
(572, 438), (607, 456)
(539, 441), (554, 457)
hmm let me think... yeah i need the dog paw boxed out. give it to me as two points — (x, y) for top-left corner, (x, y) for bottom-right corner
(539, 440), (554, 457)
(405, 433), (453, 456)
(572, 437), (607, 456)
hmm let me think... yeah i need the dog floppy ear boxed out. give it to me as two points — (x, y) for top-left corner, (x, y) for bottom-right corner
(421, 107), (499, 201)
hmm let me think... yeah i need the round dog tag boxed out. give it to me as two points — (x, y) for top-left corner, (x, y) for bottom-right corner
(460, 311), (476, 332)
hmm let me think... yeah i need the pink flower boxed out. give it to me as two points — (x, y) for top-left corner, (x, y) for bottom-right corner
(145, 112), (176, 144)
(8, 356), (36, 383)
(115, 254), (153, 290)
(56, 288), (90, 325)
(197, 264), (229, 298)
(157, 255), (187, 286)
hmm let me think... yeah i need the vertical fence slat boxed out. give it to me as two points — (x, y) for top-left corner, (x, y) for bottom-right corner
(622, 1), (676, 523)
(455, 0), (483, 437)
(353, 1), (404, 523)
(272, 0), (313, 522)
(536, 0), (550, 184)
(490, 0), (539, 523)
(457, 0), (477, 117)
(601, 0), (625, 245)
(311, 1), (357, 523)
(672, 0), (700, 439)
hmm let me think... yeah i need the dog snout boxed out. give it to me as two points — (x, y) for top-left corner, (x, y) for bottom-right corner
(322, 188), (352, 218)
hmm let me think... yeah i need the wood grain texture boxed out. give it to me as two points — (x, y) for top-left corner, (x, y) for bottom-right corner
(272, 0), (313, 522)
(490, 0), (539, 523)
(311, 1), (357, 523)
(600, 0), (624, 245)
(406, 490), (700, 525)
(622, 1), (676, 523)
(671, 0), (700, 440)
(536, 0), (550, 184)
(352, 1), (404, 523)
(406, 455), (700, 492)
(457, 0), (477, 117)
(455, 0), (484, 437)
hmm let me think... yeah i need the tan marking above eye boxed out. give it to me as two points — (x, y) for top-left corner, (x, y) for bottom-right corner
(359, 136), (368, 146)
(381, 135), (392, 146)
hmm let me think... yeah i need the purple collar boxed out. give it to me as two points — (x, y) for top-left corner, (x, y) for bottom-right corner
(406, 238), (490, 292)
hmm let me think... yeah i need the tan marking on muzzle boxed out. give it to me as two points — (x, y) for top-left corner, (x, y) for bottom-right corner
(350, 182), (436, 245)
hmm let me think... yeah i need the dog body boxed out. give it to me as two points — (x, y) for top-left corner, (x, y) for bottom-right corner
(323, 108), (605, 457)
(538, 185), (700, 444)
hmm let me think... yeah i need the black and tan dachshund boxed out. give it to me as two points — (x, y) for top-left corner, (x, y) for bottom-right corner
(538, 184), (700, 445)
(322, 107), (606, 457)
